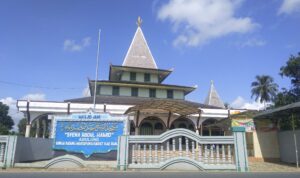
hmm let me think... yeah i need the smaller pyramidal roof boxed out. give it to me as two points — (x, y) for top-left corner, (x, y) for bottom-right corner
(204, 81), (225, 108)
(122, 17), (158, 69)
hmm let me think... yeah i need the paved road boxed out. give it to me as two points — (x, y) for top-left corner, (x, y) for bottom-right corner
(1, 172), (300, 178)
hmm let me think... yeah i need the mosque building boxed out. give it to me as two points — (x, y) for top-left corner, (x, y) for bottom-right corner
(17, 18), (239, 138)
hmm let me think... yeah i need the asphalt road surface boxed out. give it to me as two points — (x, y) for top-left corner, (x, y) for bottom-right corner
(1, 172), (300, 178)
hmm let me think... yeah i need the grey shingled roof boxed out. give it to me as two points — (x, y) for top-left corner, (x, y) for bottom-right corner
(122, 27), (158, 69)
(204, 81), (225, 109)
(64, 95), (221, 109)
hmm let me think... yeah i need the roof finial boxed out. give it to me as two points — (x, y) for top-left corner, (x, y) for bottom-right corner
(210, 80), (214, 85)
(136, 16), (142, 27)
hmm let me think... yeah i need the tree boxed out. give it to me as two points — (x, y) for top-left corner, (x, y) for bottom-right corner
(18, 118), (27, 136)
(274, 52), (300, 107)
(0, 102), (14, 134)
(251, 75), (278, 108)
(280, 52), (300, 89)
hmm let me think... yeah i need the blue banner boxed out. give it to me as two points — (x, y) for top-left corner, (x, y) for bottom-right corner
(53, 114), (125, 157)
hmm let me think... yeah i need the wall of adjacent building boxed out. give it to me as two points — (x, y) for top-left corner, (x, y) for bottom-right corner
(252, 131), (280, 160)
(278, 130), (300, 163)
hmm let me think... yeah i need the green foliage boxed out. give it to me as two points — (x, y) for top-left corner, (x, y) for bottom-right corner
(0, 123), (10, 135)
(273, 52), (300, 107)
(280, 52), (300, 88)
(18, 118), (27, 136)
(273, 88), (298, 107)
(0, 102), (14, 134)
(279, 114), (300, 131)
(251, 75), (278, 104)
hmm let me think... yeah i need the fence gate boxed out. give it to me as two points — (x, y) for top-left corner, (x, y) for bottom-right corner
(118, 128), (248, 172)
(0, 136), (17, 168)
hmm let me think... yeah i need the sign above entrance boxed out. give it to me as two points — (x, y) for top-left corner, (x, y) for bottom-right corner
(70, 113), (110, 120)
(52, 112), (127, 157)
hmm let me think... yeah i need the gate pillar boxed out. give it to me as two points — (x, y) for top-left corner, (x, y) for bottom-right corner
(232, 127), (248, 172)
(117, 135), (129, 171)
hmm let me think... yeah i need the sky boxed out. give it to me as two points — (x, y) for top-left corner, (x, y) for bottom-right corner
(1, 0), (300, 128)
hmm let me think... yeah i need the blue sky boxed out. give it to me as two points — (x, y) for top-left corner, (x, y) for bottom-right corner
(1, 0), (300, 123)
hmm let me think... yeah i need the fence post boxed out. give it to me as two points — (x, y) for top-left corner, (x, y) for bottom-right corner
(232, 127), (248, 172)
(117, 135), (129, 171)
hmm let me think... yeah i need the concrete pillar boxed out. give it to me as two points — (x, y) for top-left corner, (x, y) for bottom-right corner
(232, 127), (249, 172)
(25, 124), (31, 138)
(117, 135), (129, 170)
(200, 124), (203, 136)
(135, 127), (139, 135)
(35, 119), (40, 138)
(42, 119), (47, 138)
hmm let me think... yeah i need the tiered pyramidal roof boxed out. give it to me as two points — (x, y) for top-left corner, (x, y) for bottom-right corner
(204, 81), (225, 108)
(122, 18), (158, 69)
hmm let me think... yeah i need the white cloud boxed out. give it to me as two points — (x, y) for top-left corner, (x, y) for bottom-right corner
(239, 38), (266, 47)
(230, 96), (267, 110)
(278, 0), (300, 15)
(82, 86), (91, 97)
(21, 93), (46, 101)
(157, 0), (258, 47)
(0, 93), (46, 131)
(63, 37), (91, 52)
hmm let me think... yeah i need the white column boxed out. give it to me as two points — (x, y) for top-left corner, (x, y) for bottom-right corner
(192, 141), (195, 160)
(216, 144), (220, 164)
(228, 145), (232, 164)
(210, 145), (214, 164)
(172, 138), (176, 156)
(132, 144), (136, 164)
(154, 144), (158, 163)
(222, 145), (226, 163)
(25, 124), (31, 138)
(42, 119), (47, 138)
(160, 144), (164, 162)
(35, 119), (40, 138)
(179, 137), (182, 156)
(204, 145), (208, 163)
(185, 137), (189, 157)
(198, 144), (202, 162)
(166, 142), (170, 160)
(138, 144), (141, 164)
(143, 144), (146, 164)
(149, 144), (152, 163)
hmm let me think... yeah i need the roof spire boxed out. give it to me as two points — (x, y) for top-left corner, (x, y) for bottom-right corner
(204, 81), (225, 108)
(122, 17), (158, 69)
(136, 16), (142, 27)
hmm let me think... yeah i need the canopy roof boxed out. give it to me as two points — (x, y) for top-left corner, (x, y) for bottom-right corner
(254, 101), (300, 119)
(124, 99), (202, 116)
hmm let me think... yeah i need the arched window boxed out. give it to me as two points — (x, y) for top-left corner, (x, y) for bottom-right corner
(178, 123), (187, 128)
(140, 122), (153, 135)
(139, 116), (166, 135)
(154, 123), (163, 130)
(201, 119), (223, 136)
(188, 124), (195, 131)
(170, 117), (195, 131)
